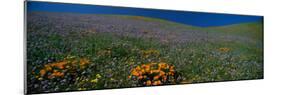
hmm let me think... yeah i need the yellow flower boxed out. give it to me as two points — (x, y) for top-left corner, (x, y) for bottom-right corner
(38, 77), (43, 80)
(152, 81), (159, 85)
(78, 88), (86, 90)
(132, 70), (140, 76)
(138, 76), (144, 79)
(91, 78), (98, 83)
(45, 65), (52, 71)
(50, 61), (67, 69)
(156, 80), (162, 85)
(145, 68), (150, 72)
(53, 70), (58, 73)
(135, 66), (141, 71)
(153, 75), (160, 80)
(110, 78), (115, 81)
(159, 71), (165, 76)
(141, 69), (145, 73)
(169, 69), (175, 73)
(158, 62), (169, 70)
(169, 72), (174, 76)
(152, 70), (160, 73)
(170, 65), (175, 70)
(143, 75), (147, 79)
(152, 80), (162, 85)
(51, 71), (64, 77)
(96, 74), (102, 79)
(149, 70), (153, 74)
(146, 80), (152, 86)
(80, 58), (90, 65)
(40, 69), (46, 76)
(66, 55), (76, 59)
(219, 47), (230, 52)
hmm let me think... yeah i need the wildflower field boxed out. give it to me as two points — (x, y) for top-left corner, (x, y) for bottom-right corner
(26, 12), (263, 93)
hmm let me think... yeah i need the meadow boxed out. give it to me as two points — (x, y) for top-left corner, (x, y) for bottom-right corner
(26, 12), (263, 93)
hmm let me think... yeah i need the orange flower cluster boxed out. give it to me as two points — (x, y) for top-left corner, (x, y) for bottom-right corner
(129, 62), (175, 86)
(37, 57), (90, 79)
(219, 47), (231, 52)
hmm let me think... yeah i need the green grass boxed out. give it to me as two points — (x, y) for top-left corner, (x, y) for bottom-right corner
(205, 22), (263, 41)
(27, 15), (263, 93)
(102, 14), (203, 31)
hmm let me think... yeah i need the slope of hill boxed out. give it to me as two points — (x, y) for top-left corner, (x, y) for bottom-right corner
(26, 12), (263, 94)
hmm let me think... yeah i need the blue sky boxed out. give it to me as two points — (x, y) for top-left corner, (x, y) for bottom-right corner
(27, 1), (263, 27)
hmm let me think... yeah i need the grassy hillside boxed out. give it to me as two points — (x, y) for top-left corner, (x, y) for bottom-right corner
(26, 12), (263, 94)
(205, 22), (263, 41)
